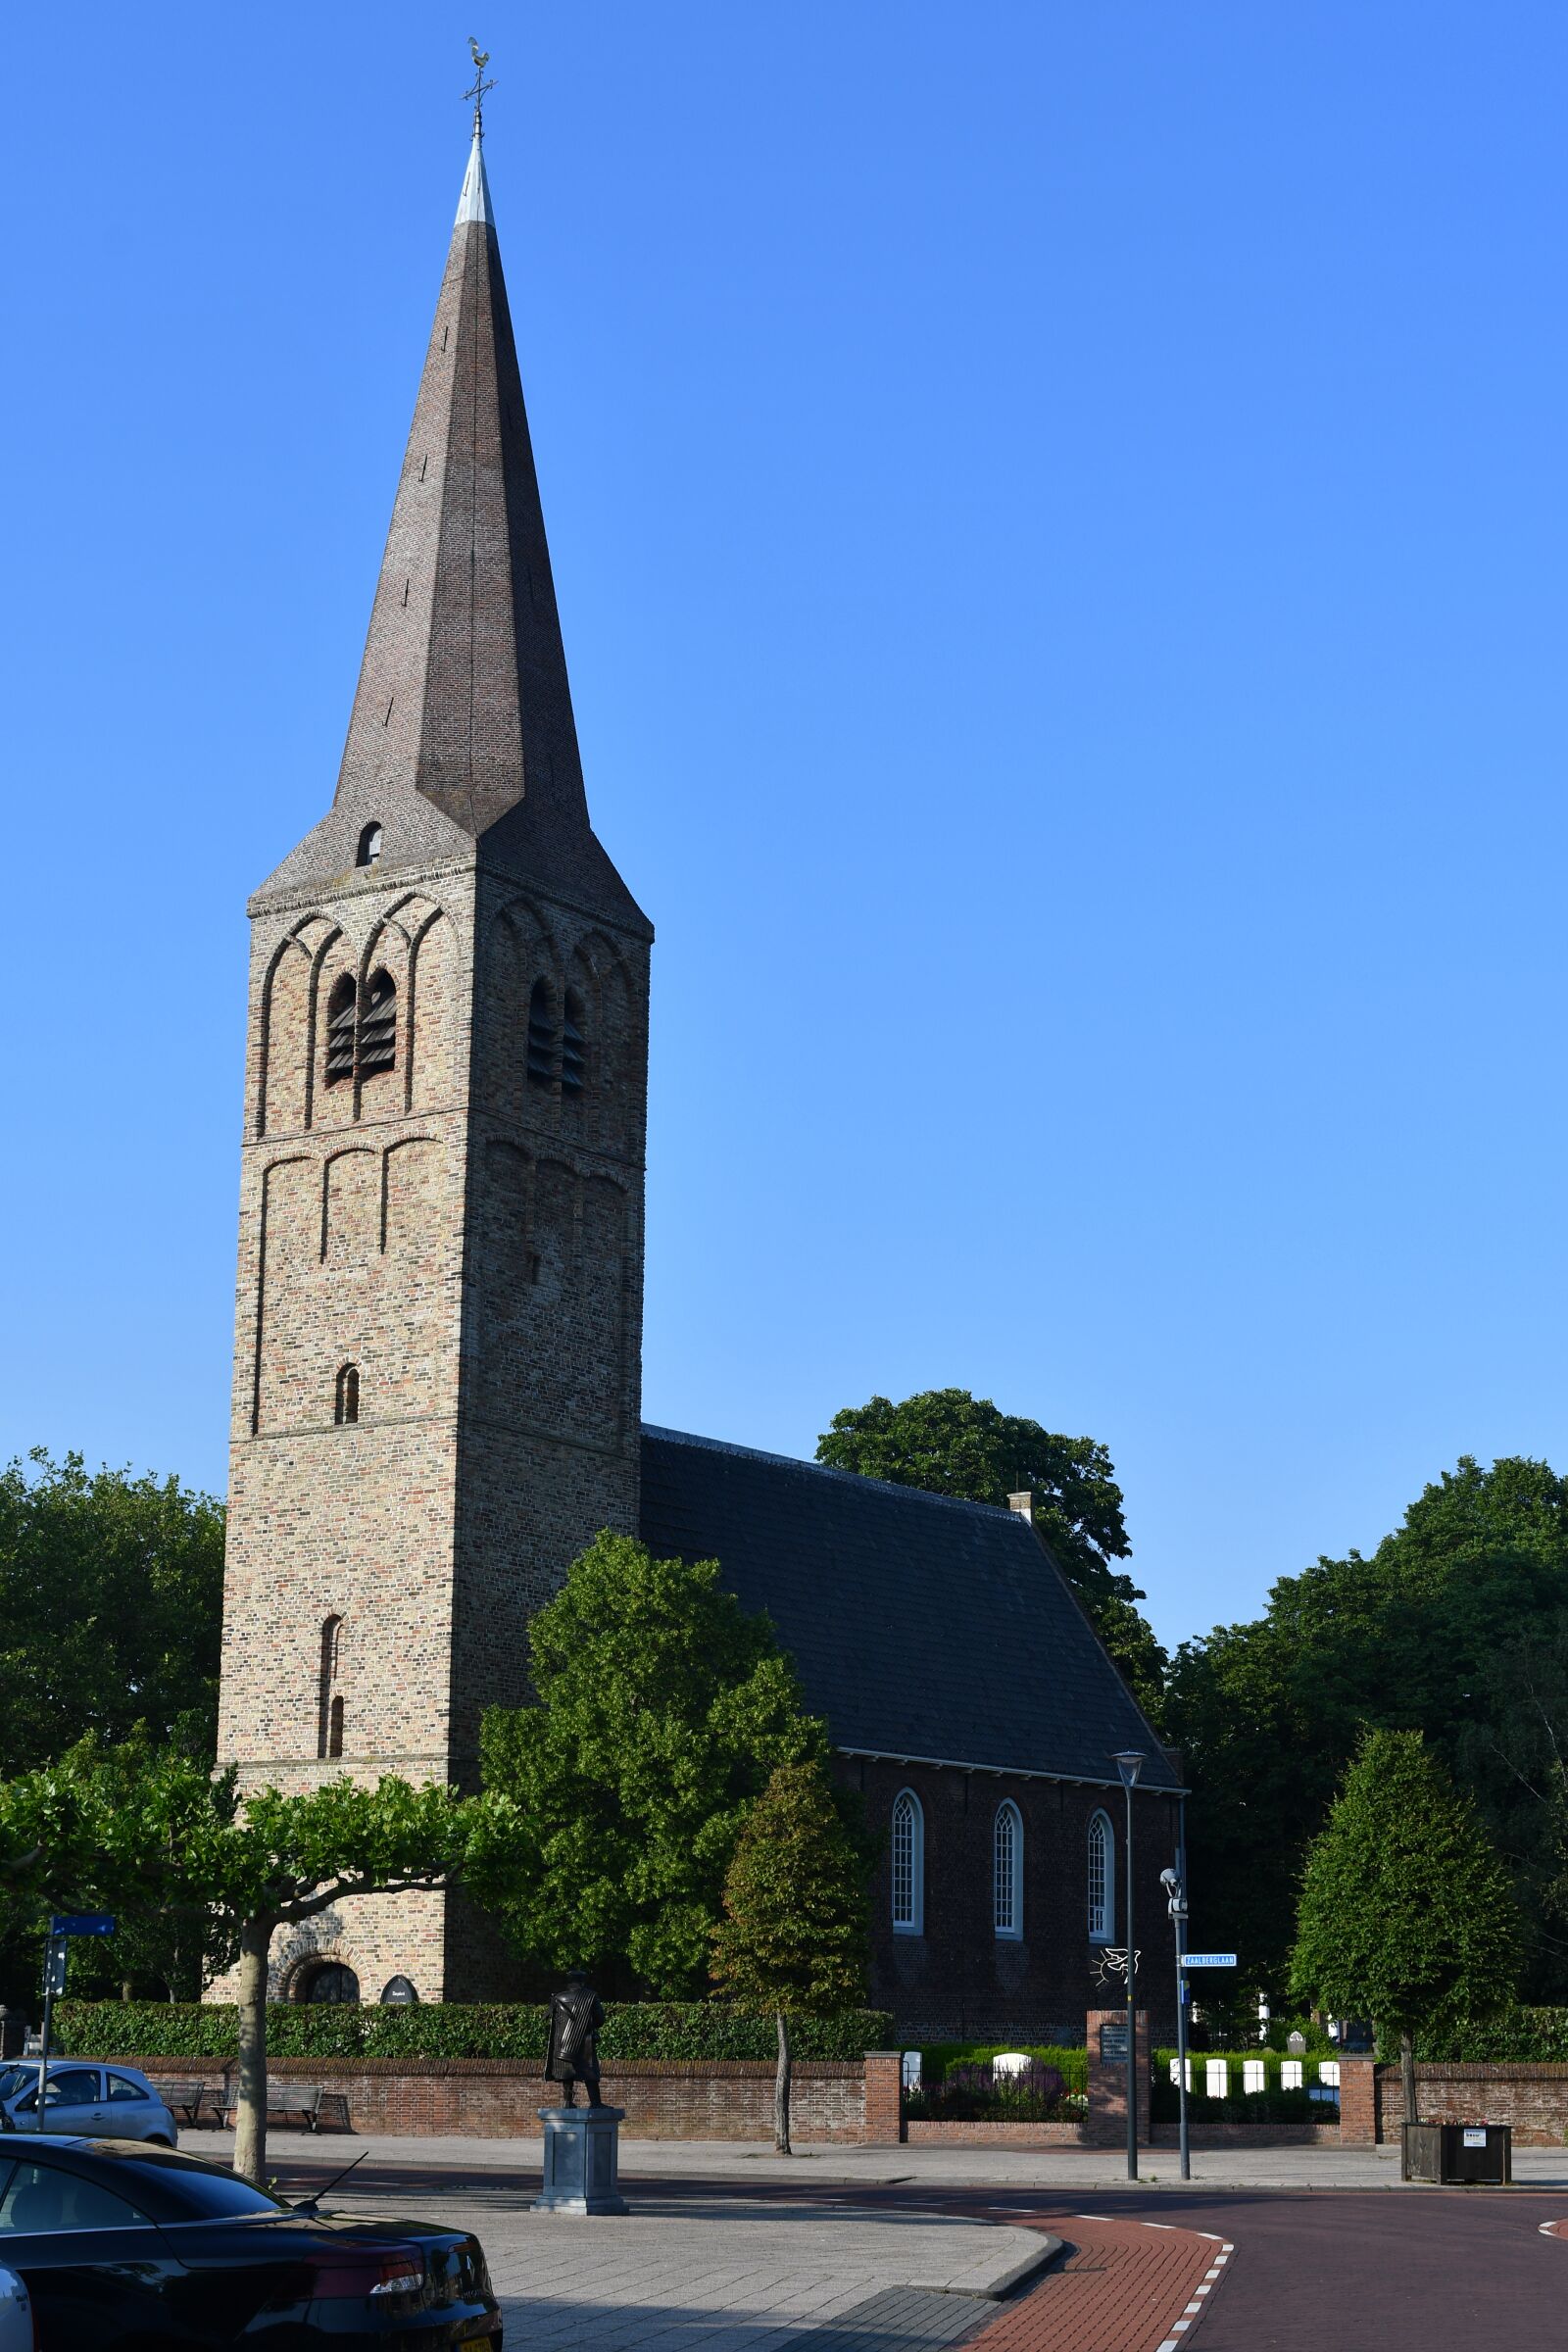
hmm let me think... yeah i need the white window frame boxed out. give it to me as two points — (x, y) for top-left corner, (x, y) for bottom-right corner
(1088, 1808), (1114, 1944)
(891, 1788), (924, 1936)
(993, 1801), (1022, 1939)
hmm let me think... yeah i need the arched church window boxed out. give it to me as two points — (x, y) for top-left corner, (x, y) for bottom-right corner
(328, 1692), (345, 1759)
(357, 822), (383, 866)
(300, 1961), (360, 2005)
(892, 1788), (924, 1936)
(318, 1615), (342, 1760)
(1088, 1809), (1113, 1944)
(358, 969), (397, 1076)
(994, 1801), (1022, 1938)
(562, 987), (587, 1097)
(526, 978), (557, 1089)
(334, 1364), (359, 1426)
(324, 974), (357, 1086)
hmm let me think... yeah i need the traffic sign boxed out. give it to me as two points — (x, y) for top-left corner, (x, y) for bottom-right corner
(42, 1941), (67, 1997)
(1181, 1952), (1237, 1969)
(49, 1914), (115, 1937)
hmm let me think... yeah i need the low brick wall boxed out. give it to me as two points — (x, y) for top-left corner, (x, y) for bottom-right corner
(122, 2055), (869, 2143)
(1375, 2063), (1568, 2148)
(1148, 2122), (1339, 2146)
(905, 2120), (1086, 2145)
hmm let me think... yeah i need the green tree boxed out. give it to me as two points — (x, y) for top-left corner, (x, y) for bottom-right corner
(0, 1451), (224, 1775)
(710, 1758), (870, 2153)
(481, 1533), (823, 1995)
(816, 1390), (1167, 1718)
(0, 1741), (522, 2182)
(1166, 1454), (1568, 1997)
(1290, 1728), (1519, 2125)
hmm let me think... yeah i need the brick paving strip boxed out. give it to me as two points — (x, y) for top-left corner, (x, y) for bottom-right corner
(957, 2215), (1234, 2352)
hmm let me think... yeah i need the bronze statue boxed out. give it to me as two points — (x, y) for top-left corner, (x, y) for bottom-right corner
(544, 1970), (605, 2108)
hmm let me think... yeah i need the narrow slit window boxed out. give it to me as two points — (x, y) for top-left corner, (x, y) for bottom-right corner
(526, 978), (557, 1089)
(323, 974), (357, 1086)
(317, 1616), (342, 1759)
(328, 1693), (345, 1759)
(562, 988), (586, 1096)
(334, 1364), (359, 1425)
(358, 970), (396, 1076)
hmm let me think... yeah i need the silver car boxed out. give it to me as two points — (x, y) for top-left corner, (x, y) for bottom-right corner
(0, 2063), (176, 2144)
(0, 2268), (28, 2352)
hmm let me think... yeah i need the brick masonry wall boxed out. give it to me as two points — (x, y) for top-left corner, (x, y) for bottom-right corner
(842, 1755), (1183, 2045)
(129, 2056), (865, 2143)
(1374, 2062), (1568, 2147)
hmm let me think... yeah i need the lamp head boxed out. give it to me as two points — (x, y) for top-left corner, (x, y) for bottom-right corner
(1111, 1749), (1146, 1790)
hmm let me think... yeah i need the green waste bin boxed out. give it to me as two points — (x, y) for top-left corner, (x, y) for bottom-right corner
(1401, 2121), (1511, 2184)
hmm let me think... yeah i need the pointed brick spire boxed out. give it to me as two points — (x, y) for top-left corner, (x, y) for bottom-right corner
(331, 130), (640, 921)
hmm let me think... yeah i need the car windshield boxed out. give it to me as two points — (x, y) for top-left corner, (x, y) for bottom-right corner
(0, 2070), (35, 2103)
(76, 2146), (287, 2221)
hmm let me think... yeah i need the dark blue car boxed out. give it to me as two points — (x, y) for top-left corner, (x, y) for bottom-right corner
(0, 2135), (502, 2347)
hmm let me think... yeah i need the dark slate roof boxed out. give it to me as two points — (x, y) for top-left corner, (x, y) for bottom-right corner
(639, 1426), (1182, 1793)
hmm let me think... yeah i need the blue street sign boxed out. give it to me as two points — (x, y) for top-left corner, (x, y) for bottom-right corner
(1181, 1952), (1237, 1969)
(49, 1915), (115, 1937)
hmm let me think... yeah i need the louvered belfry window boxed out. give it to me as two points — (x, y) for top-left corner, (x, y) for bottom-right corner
(324, 974), (357, 1086)
(359, 970), (397, 1075)
(562, 988), (587, 1096)
(527, 978), (557, 1089)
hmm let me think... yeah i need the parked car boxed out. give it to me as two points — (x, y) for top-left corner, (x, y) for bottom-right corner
(0, 2063), (177, 2144)
(0, 2268), (30, 2352)
(0, 2134), (501, 2346)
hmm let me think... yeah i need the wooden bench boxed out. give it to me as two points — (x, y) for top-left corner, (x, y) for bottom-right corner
(159, 2082), (225, 2128)
(222, 2084), (351, 2133)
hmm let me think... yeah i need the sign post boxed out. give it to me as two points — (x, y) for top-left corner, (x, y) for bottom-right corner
(35, 1916), (115, 2130)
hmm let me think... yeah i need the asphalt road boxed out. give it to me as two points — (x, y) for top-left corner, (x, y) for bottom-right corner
(270, 2154), (1568, 2352)
(923, 2183), (1568, 2352)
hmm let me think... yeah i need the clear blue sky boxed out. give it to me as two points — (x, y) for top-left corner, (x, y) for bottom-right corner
(5, 3), (1567, 1652)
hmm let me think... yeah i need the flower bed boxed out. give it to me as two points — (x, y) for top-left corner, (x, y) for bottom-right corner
(905, 2059), (1087, 2126)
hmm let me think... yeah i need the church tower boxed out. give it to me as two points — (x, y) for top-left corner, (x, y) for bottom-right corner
(215, 122), (651, 2002)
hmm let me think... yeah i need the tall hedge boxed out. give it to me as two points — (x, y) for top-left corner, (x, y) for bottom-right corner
(1414, 2006), (1568, 2063)
(53, 2001), (893, 2065)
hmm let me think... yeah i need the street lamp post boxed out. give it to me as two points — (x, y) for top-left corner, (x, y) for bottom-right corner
(1111, 1750), (1145, 2182)
(1161, 1864), (1191, 2181)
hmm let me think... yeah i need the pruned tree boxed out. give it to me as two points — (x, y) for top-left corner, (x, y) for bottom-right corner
(710, 1757), (869, 2153)
(0, 1741), (523, 2181)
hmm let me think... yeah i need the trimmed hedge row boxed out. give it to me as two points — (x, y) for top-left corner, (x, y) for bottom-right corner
(52, 2002), (894, 2065)
(918, 2043), (1089, 2093)
(1415, 2007), (1568, 2064)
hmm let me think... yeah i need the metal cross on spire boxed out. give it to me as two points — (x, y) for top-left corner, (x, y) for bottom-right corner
(464, 36), (496, 139)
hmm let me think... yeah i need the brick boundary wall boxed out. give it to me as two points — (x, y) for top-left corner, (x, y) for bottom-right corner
(1374, 2061), (1568, 2148)
(122, 2055), (868, 2143)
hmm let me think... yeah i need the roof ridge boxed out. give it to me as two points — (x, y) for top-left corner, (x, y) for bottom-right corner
(639, 1423), (1027, 1524)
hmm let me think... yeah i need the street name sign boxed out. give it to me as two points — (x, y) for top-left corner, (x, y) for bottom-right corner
(1181, 1953), (1237, 1969)
(49, 1915), (115, 1937)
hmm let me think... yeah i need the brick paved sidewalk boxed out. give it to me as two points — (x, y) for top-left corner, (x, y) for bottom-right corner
(968, 2215), (1233, 2352)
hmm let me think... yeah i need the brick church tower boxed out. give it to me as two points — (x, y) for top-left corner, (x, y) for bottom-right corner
(215, 126), (651, 2002)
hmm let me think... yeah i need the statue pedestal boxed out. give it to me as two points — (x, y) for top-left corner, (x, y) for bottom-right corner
(533, 2104), (628, 2214)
